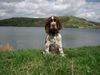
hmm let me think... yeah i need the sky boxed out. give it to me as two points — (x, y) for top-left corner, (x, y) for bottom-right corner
(0, 0), (100, 22)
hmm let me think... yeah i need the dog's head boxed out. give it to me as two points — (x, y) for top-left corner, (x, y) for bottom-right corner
(45, 16), (62, 35)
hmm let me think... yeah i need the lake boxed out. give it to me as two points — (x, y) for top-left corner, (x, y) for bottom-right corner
(0, 27), (100, 49)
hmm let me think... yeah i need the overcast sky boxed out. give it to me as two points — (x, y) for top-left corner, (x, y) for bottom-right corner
(0, 0), (100, 22)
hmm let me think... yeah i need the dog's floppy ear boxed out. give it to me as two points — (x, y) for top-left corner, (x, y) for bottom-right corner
(56, 16), (62, 30)
(45, 17), (50, 33)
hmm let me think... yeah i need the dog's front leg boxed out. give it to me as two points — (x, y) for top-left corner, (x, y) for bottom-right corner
(57, 34), (64, 56)
(59, 43), (64, 56)
(44, 35), (50, 54)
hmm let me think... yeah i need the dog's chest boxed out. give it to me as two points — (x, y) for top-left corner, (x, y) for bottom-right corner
(48, 35), (59, 44)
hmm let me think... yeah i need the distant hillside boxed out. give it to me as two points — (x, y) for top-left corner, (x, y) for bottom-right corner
(0, 17), (46, 27)
(0, 16), (100, 28)
(59, 16), (100, 28)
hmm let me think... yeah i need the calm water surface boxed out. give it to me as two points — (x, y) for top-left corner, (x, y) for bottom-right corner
(0, 27), (100, 49)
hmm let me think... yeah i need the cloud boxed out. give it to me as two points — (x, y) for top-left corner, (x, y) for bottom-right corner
(86, 0), (100, 2)
(77, 11), (96, 19)
(0, 0), (24, 2)
(76, 2), (100, 22)
(0, 0), (100, 22)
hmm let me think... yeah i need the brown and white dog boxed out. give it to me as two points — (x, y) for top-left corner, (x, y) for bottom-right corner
(44, 16), (64, 56)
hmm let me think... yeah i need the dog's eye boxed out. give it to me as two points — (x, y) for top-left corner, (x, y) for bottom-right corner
(54, 19), (56, 21)
(50, 19), (53, 22)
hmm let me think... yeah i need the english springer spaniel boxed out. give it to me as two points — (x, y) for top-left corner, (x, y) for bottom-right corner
(44, 16), (64, 56)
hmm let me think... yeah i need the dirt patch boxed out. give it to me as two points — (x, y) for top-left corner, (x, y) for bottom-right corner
(0, 43), (14, 52)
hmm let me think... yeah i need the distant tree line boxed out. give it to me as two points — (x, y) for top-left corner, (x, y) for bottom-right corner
(0, 16), (100, 28)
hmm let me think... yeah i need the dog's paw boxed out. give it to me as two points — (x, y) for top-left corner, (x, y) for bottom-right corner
(42, 51), (50, 55)
(61, 53), (65, 57)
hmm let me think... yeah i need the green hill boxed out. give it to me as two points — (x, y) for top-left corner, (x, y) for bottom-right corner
(0, 17), (46, 27)
(59, 16), (100, 28)
(0, 46), (100, 75)
(0, 16), (100, 28)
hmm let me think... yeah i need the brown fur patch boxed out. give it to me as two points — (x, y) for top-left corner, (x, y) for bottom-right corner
(49, 44), (60, 55)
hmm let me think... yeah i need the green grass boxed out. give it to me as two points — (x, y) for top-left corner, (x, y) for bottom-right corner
(0, 46), (100, 75)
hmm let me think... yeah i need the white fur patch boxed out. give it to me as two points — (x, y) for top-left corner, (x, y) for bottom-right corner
(51, 16), (54, 20)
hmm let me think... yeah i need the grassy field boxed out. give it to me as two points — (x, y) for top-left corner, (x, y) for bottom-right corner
(0, 46), (100, 75)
